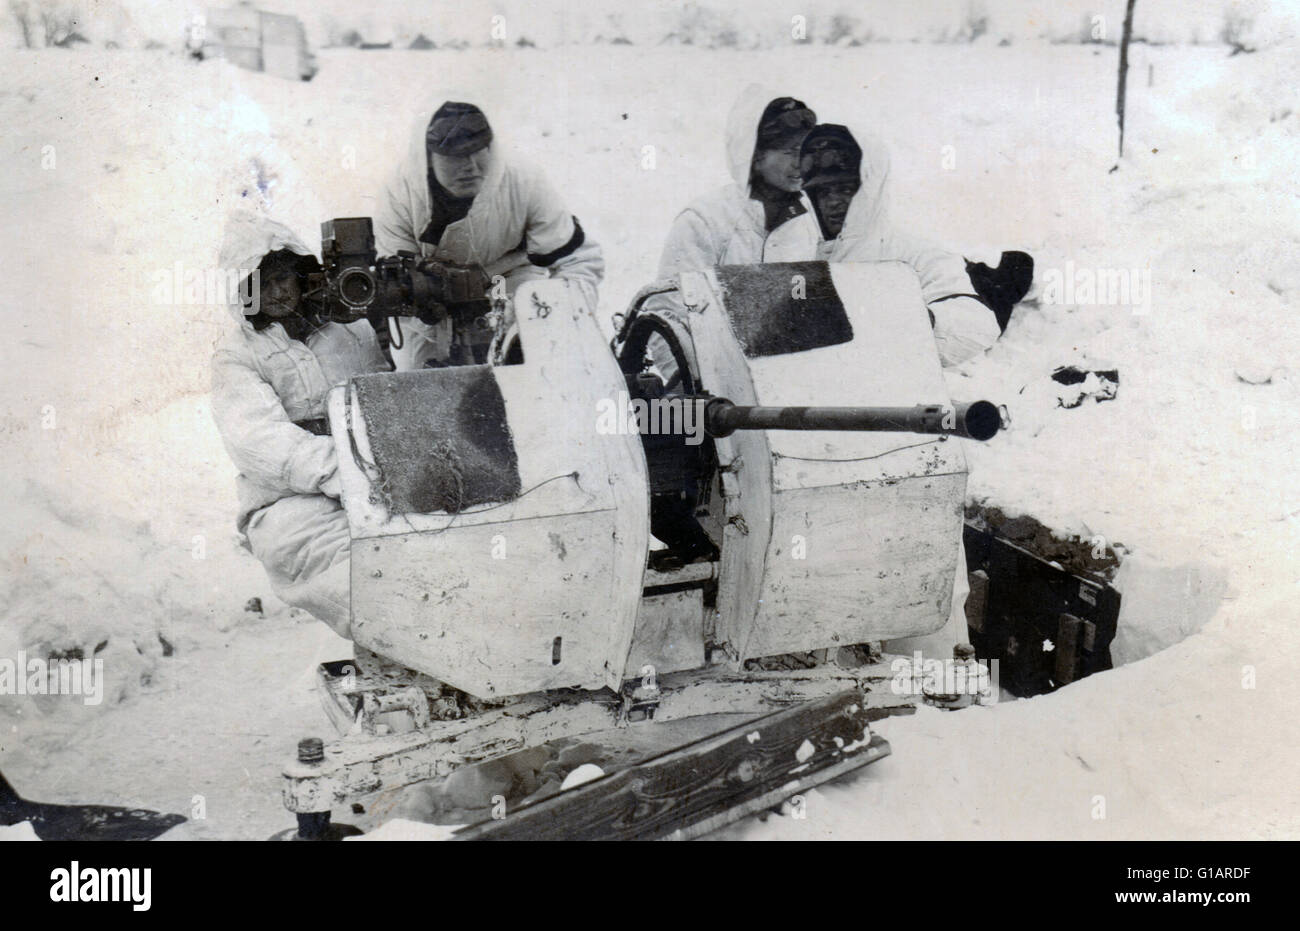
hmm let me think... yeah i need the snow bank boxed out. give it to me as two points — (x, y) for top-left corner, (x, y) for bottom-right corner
(0, 820), (40, 840)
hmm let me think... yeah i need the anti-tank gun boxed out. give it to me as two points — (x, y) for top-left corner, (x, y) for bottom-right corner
(277, 259), (1008, 841)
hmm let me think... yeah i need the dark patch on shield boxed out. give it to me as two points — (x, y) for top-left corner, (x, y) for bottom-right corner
(352, 367), (521, 514)
(714, 261), (853, 358)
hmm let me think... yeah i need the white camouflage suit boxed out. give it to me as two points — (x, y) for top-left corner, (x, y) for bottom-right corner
(792, 120), (1001, 367)
(660, 87), (1000, 367)
(375, 98), (605, 370)
(210, 211), (389, 638)
(657, 83), (822, 278)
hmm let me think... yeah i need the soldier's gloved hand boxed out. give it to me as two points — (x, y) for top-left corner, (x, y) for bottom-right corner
(417, 257), (490, 305)
(415, 301), (449, 326)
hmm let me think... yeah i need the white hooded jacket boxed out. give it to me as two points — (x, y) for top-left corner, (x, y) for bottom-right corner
(210, 211), (389, 531)
(658, 84), (822, 279)
(804, 122), (1001, 367)
(375, 98), (605, 368)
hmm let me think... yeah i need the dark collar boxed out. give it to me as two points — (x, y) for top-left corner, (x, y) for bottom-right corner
(809, 197), (838, 241)
(249, 311), (325, 343)
(749, 176), (807, 233)
(419, 168), (477, 246)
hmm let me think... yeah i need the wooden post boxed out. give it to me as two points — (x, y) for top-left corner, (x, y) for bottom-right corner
(1116, 0), (1138, 158)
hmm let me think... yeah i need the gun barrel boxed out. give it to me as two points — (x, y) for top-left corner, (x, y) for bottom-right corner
(704, 399), (1001, 441)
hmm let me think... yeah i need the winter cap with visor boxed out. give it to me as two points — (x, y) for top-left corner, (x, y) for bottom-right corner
(426, 101), (494, 157)
(754, 97), (817, 152)
(801, 124), (862, 190)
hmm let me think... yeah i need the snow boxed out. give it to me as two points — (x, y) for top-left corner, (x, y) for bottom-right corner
(0, 820), (40, 841)
(559, 763), (606, 790)
(1, 29), (1297, 839)
(346, 819), (460, 841)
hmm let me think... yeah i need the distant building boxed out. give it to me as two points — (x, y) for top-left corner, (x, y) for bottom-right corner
(190, 6), (317, 81)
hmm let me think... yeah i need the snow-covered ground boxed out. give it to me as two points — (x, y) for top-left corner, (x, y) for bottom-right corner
(1, 34), (1297, 839)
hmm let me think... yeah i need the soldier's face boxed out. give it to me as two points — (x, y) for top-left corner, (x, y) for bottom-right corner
(811, 181), (859, 238)
(258, 267), (301, 318)
(432, 148), (491, 198)
(753, 143), (805, 193)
